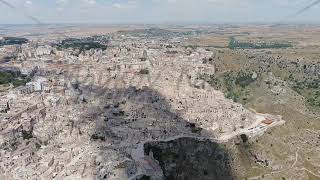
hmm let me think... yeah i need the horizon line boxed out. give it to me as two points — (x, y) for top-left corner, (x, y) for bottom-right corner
(1, 21), (320, 26)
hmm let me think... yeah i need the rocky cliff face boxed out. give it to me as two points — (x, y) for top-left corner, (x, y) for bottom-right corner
(144, 137), (233, 180)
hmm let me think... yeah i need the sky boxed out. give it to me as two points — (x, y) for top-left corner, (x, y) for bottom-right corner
(0, 0), (320, 24)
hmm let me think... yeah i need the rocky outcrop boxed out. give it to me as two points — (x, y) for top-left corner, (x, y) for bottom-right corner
(144, 137), (233, 180)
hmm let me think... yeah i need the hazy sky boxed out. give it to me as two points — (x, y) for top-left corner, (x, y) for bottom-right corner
(0, 0), (320, 24)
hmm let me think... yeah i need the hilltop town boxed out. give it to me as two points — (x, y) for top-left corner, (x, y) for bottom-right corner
(0, 25), (319, 180)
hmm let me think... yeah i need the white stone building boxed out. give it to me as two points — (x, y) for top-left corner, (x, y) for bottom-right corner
(36, 46), (53, 56)
(16, 84), (35, 95)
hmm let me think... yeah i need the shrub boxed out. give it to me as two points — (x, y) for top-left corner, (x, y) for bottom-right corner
(235, 73), (255, 88)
